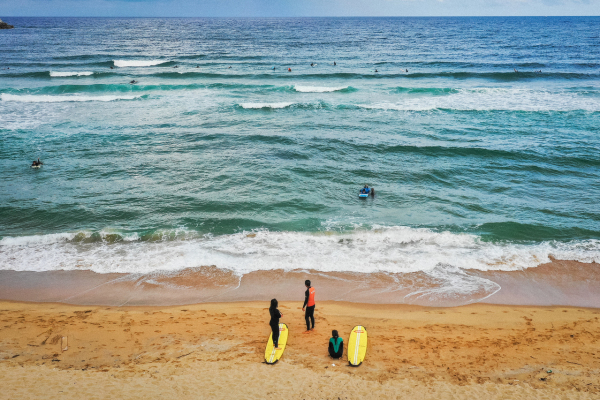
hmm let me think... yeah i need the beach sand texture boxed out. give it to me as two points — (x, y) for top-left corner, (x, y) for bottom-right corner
(1, 300), (599, 399)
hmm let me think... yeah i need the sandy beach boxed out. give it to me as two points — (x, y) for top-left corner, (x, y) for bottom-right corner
(1, 300), (599, 399)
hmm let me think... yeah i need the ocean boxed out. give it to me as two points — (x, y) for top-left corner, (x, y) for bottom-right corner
(1, 17), (599, 305)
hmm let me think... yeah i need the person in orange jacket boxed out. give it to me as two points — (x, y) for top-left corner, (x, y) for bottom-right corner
(302, 279), (315, 333)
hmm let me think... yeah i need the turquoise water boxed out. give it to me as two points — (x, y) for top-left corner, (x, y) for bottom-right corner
(1, 17), (599, 277)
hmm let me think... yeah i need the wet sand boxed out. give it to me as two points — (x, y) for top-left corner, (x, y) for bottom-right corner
(1, 258), (599, 307)
(1, 300), (599, 399)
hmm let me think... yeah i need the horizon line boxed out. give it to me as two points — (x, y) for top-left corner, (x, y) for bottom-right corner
(3, 15), (600, 18)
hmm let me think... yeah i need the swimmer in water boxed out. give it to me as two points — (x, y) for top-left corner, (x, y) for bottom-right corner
(406, 69), (408, 73)
(31, 158), (43, 167)
(228, 66), (232, 69)
(375, 69), (378, 73)
(311, 63), (314, 67)
(288, 67), (291, 72)
(110, 66), (114, 69)
(130, 80), (137, 84)
(334, 61), (336, 66)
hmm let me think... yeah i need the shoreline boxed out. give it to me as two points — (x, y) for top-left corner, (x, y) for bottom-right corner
(1, 300), (599, 399)
(1, 258), (599, 308)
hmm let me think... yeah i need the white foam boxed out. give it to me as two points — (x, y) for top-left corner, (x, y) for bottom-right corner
(362, 88), (600, 112)
(1, 94), (142, 103)
(239, 102), (294, 109)
(1, 226), (598, 276)
(294, 85), (348, 93)
(113, 60), (166, 68)
(49, 71), (94, 77)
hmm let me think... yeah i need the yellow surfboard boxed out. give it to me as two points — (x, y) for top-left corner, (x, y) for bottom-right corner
(264, 323), (289, 364)
(348, 325), (367, 366)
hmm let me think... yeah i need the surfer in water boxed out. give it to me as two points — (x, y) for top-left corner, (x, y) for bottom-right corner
(269, 299), (283, 349)
(302, 280), (316, 333)
(31, 158), (43, 167)
(334, 61), (336, 66)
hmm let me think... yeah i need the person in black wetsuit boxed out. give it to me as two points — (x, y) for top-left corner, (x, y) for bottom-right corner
(328, 330), (343, 358)
(269, 298), (283, 349)
(302, 279), (316, 333)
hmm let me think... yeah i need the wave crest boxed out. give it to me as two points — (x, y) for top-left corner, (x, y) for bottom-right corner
(1, 226), (598, 275)
(293, 85), (350, 93)
(49, 71), (94, 77)
(1, 93), (143, 103)
(113, 60), (167, 68)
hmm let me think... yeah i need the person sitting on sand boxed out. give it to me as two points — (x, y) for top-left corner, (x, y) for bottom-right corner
(269, 299), (283, 349)
(328, 330), (343, 359)
(302, 280), (315, 333)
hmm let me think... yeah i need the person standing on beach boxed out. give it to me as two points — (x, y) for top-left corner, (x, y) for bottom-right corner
(302, 280), (316, 333)
(269, 299), (282, 349)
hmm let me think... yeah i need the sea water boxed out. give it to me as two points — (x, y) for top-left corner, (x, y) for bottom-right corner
(1, 17), (599, 292)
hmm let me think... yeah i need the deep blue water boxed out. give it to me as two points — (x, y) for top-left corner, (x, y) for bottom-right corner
(0, 17), (599, 276)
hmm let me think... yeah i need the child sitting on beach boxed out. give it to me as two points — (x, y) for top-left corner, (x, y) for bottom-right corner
(328, 330), (343, 358)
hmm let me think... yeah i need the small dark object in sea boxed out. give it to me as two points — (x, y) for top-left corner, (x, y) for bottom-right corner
(0, 19), (14, 29)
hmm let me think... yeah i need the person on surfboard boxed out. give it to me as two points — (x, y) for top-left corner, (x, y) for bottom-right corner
(328, 330), (343, 358)
(302, 280), (316, 333)
(269, 299), (283, 349)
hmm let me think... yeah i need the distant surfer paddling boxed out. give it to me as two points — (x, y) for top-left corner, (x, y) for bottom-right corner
(302, 280), (315, 333)
(31, 158), (43, 167)
(269, 299), (283, 349)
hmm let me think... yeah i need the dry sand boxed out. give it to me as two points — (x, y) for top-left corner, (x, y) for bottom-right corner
(1, 300), (599, 399)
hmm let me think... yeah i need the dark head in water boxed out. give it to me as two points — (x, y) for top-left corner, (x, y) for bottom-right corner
(130, 80), (137, 84)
